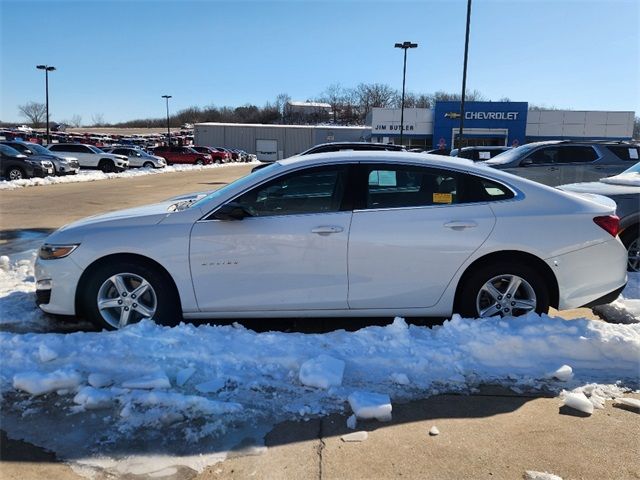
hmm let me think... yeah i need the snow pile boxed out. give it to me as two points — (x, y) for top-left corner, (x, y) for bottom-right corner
(594, 272), (640, 324)
(524, 471), (563, 480)
(561, 392), (594, 415)
(299, 354), (345, 389)
(13, 369), (82, 396)
(0, 161), (257, 190)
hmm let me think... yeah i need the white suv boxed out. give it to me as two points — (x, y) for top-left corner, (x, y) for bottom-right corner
(47, 144), (129, 172)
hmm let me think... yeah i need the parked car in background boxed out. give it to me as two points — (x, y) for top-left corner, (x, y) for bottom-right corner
(191, 146), (228, 163)
(152, 145), (213, 165)
(450, 146), (512, 161)
(298, 142), (406, 156)
(47, 144), (129, 172)
(425, 148), (452, 156)
(35, 152), (627, 330)
(559, 162), (640, 272)
(482, 140), (639, 186)
(102, 146), (166, 168)
(0, 141), (80, 175)
(0, 144), (54, 180)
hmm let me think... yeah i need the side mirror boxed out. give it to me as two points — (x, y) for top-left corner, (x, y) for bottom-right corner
(213, 202), (250, 221)
(136, 153), (142, 157)
(521, 158), (533, 166)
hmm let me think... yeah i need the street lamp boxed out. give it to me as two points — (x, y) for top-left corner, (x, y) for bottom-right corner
(36, 65), (56, 145)
(394, 41), (418, 147)
(457, 0), (473, 149)
(162, 95), (172, 145)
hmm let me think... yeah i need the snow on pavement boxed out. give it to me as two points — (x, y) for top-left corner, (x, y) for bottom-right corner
(0, 161), (257, 190)
(0, 257), (639, 477)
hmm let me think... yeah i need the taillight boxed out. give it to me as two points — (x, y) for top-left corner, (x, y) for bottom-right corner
(593, 215), (619, 237)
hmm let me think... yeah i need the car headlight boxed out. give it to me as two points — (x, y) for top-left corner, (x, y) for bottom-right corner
(39, 244), (79, 260)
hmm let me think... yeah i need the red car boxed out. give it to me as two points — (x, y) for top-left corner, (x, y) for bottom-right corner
(152, 146), (213, 165)
(191, 146), (229, 163)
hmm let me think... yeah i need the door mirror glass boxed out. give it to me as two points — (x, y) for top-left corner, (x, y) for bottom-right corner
(213, 202), (250, 221)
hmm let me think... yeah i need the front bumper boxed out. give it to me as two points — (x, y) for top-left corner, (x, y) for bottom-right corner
(35, 255), (85, 315)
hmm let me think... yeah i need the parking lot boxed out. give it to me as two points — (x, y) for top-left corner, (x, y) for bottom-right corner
(1, 165), (638, 480)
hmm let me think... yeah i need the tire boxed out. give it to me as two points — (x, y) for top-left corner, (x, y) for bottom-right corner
(195, 159), (204, 166)
(79, 259), (182, 330)
(620, 226), (640, 272)
(456, 262), (550, 318)
(143, 161), (154, 168)
(7, 167), (25, 181)
(99, 159), (115, 173)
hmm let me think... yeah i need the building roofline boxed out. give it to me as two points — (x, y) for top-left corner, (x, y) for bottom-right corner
(194, 122), (370, 130)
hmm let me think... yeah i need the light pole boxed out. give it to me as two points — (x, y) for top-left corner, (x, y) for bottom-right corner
(162, 95), (172, 145)
(394, 41), (418, 147)
(36, 65), (56, 145)
(457, 0), (473, 149)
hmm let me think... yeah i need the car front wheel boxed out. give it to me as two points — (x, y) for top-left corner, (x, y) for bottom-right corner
(80, 260), (181, 330)
(7, 167), (25, 180)
(456, 262), (549, 318)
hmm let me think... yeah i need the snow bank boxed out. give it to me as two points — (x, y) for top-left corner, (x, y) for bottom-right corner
(0, 256), (639, 476)
(594, 272), (640, 324)
(0, 162), (257, 191)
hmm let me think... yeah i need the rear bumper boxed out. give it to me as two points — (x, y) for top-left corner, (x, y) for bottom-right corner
(546, 238), (628, 310)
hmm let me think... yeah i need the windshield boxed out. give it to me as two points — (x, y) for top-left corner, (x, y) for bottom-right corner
(26, 143), (51, 155)
(191, 162), (281, 209)
(0, 144), (23, 156)
(89, 146), (105, 153)
(484, 143), (540, 165)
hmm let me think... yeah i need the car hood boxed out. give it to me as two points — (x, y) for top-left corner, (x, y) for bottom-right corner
(558, 180), (640, 196)
(56, 201), (177, 235)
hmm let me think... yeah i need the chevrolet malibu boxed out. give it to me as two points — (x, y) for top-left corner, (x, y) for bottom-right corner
(35, 152), (628, 330)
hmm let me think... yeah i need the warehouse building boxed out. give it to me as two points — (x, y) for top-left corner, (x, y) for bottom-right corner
(194, 123), (369, 161)
(195, 101), (635, 160)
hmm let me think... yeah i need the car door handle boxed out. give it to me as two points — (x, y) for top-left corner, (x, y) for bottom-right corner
(444, 221), (477, 230)
(311, 226), (344, 235)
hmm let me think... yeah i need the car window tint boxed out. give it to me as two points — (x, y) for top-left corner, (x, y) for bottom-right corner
(366, 165), (459, 208)
(606, 145), (639, 161)
(234, 166), (348, 217)
(466, 177), (515, 202)
(559, 146), (598, 163)
(527, 147), (559, 165)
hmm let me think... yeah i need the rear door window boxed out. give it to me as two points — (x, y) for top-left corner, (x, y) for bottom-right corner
(606, 145), (640, 161)
(525, 147), (560, 165)
(558, 146), (598, 163)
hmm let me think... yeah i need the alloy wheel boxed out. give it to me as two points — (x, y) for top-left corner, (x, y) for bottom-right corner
(96, 272), (157, 328)
(8, 169), (23, 180)
(476, 274), (537, 318)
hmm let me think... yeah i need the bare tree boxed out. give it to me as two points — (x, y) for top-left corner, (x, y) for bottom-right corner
(355, 83), (397, 120)
(91, 113), (105, 127)
(318, 83), (346, 123)
(274, 93), (291, 123)
(70, 114), (82, 127)
(18, 102), (47, 127)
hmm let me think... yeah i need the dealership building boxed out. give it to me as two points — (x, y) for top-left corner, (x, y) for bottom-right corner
(195, 101), (635, 160)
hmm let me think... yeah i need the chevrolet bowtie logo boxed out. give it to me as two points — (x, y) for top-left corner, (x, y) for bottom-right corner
(444, 112), (461, 119)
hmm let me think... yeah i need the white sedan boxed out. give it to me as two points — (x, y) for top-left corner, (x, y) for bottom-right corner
(35, 152), (627, 330)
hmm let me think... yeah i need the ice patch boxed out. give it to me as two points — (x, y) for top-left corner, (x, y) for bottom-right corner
(346, 414), (357, 430)
(348, 391), (392, 421)
(38, 344), (58, 362)
(195, 378), (226, 394)
(122, 373), (171, 390)
(13, 370), (81, 396)
(341, 431), (368, 442)
(88, 373), (113, 388)
(561, 392), (594, 415)
(390, 372), (410, 385)
(524, 471), (563, 480)
(73, 386), (114, 410)
(299, 354), (345, 389)
(614, 397), (640, 410)
(176, 367), (196, 387)
(547, 365), (573, 382)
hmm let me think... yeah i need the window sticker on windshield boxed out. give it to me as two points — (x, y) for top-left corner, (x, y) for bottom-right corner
(478, 151), (491, 160)
(629, 148), (639, 160)
(433, 193), (453, 204)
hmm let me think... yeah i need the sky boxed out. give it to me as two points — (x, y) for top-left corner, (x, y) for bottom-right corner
(1, 0), (638, 124)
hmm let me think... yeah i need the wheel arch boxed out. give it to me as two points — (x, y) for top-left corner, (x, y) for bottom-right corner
(74, 252), (182, 317)
(454, 250), (559, 310)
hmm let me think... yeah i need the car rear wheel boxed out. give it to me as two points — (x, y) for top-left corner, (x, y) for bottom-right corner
(7, 167), (25, 180)
(621, 227), (640, 272)
(195, 159), (204, 165)
(80, 260), (181, 330)
(456, 262), (549, 318)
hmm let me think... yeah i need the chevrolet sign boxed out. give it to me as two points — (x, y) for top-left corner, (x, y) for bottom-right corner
(444, 112), (461, 119)
(465, 111), (519, 120)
